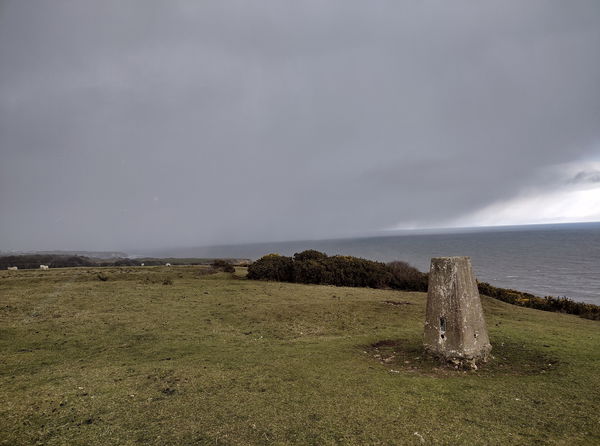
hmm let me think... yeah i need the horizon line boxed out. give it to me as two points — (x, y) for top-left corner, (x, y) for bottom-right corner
(2, 220), (599, 255)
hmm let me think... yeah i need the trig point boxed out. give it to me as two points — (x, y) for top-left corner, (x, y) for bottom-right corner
(424, 256), (491, 368)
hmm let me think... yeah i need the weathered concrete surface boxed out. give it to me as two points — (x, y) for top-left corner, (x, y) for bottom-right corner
(424, 256), (491, 367)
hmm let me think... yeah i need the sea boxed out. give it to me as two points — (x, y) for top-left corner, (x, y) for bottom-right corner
(150, 222), (600, 305)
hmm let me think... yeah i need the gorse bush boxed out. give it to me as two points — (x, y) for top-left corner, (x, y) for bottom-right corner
(478, 282), (600, 320)
(388, 261), (428, 292)
(291, 254), (392, 288)
(292, 250), (328, 263)
(247, 254), (294, 282)
(318, 255), (392, 288)
(247, 251), (427, 291)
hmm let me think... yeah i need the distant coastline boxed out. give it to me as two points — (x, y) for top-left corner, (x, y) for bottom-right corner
(135, 222), (600, 305)
(3, 222), (599, 305)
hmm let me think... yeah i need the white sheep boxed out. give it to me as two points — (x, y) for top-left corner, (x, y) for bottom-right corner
(7, 266), (18, 270)
(140, 263), (145, 266)
(40, 265), (49, 270)
(165, 263), (172, 267)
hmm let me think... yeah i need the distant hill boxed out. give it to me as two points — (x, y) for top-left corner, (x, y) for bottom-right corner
(0, 253), (251, 270)
(0, 250), (129, 259)
(0, 254), (98, 269)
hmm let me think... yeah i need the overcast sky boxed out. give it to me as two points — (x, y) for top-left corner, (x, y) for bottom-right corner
(1, 1), (600, 252)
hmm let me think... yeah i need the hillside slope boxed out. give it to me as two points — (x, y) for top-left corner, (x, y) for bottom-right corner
(1, 267), (598, 445)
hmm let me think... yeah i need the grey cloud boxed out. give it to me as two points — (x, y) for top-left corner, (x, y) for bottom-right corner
(570, 171), (600, 184)
(1, 0), (600, 251)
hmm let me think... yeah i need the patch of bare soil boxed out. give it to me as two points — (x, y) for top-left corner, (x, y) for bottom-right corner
(363, 338), (560, 378)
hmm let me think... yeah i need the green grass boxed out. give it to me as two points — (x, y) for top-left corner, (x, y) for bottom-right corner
(1, 266), (599, 445)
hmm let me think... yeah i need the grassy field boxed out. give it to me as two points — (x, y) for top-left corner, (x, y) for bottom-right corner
(1, 266), (599, 445)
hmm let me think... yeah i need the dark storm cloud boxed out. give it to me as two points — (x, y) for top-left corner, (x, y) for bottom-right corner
(1, 0), (600, 251)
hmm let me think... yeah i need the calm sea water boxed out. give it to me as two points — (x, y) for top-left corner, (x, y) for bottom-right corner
(156, 223), (600, 305)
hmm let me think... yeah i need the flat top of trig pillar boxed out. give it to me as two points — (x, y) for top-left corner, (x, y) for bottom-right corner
(431, 256), (471, 261)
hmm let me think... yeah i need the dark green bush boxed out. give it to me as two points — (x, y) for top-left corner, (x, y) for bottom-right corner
(292, 258), (329, 284)
(293, 250), (328, 263)
(478, 282), (600, 321)
(387, 261), (428, 291)
(247, 254), (294, 282)
(211, 259), (235, 273)
(113, 258), (140, 267)
(249, 251), (403, 290)
(322, 255), (392, 288)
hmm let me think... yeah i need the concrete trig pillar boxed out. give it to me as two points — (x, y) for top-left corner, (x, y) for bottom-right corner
(424, 256), (491, 368)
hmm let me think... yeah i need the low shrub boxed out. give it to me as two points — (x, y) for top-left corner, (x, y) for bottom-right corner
(247, 254), (294, 282)
(478, 282), (600, 320)
(113, 258), (140, 267)
(211, 259), (235, 273)
(387, 261), (428, 292)
(319, 255), (392, 288)
(248, 251), (419, 290)
(293, 250), (328, 263)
